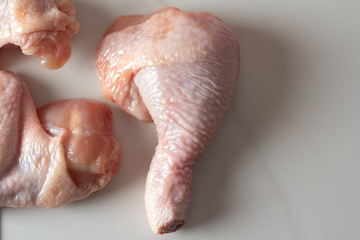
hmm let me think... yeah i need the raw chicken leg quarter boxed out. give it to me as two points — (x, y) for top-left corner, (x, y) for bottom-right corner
(96, 7), (240, 233)
(0, 71), (121, 207)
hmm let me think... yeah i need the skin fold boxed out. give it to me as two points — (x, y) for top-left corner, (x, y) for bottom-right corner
(0, 71), (121, 207)
(0, 0), (79, 69)
(96, 7), (240, 234)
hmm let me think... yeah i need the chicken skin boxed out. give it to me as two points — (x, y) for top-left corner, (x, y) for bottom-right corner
(0, 0), (79, 69)
(96, 7), (240, 233)
(0, 71), (121, 207)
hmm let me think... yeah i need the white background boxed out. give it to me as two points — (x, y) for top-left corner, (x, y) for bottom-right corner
(1, 0), (360, 239)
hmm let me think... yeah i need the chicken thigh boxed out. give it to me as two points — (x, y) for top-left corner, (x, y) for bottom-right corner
(96, 7), (240, 233)
(0, 71), (121, 207)
(0, 0), (79, 69)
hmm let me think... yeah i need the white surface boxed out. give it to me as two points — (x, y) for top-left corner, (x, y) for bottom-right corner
(1, 0), (360, 239)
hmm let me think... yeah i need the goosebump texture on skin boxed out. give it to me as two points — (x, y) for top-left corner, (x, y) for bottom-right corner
(96, 7), (240, 234)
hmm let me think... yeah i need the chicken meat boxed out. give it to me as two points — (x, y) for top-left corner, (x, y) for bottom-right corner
(96, 7), (240, 233)
(0, 71), (121, 207)
(0, 0), (79, 69)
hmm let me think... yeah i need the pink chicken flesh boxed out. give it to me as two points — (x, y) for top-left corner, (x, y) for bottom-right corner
(0, 71), (121, 207)
(0, 0), (79, 69)
(96, 7), (240, 234)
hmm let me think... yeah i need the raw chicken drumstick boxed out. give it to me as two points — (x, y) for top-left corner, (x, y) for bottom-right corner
(0, 71), (121, 207)
(0, 0), (79, 69)
(96, 7), (240, 233)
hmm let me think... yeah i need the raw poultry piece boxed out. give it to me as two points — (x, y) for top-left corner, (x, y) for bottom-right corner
(96, 7), (240, 233)
(0, 0), (79, 69)
(0, 71), (121, 207)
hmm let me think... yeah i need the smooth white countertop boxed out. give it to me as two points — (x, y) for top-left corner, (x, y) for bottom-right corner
(1, 0), (360, 239)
